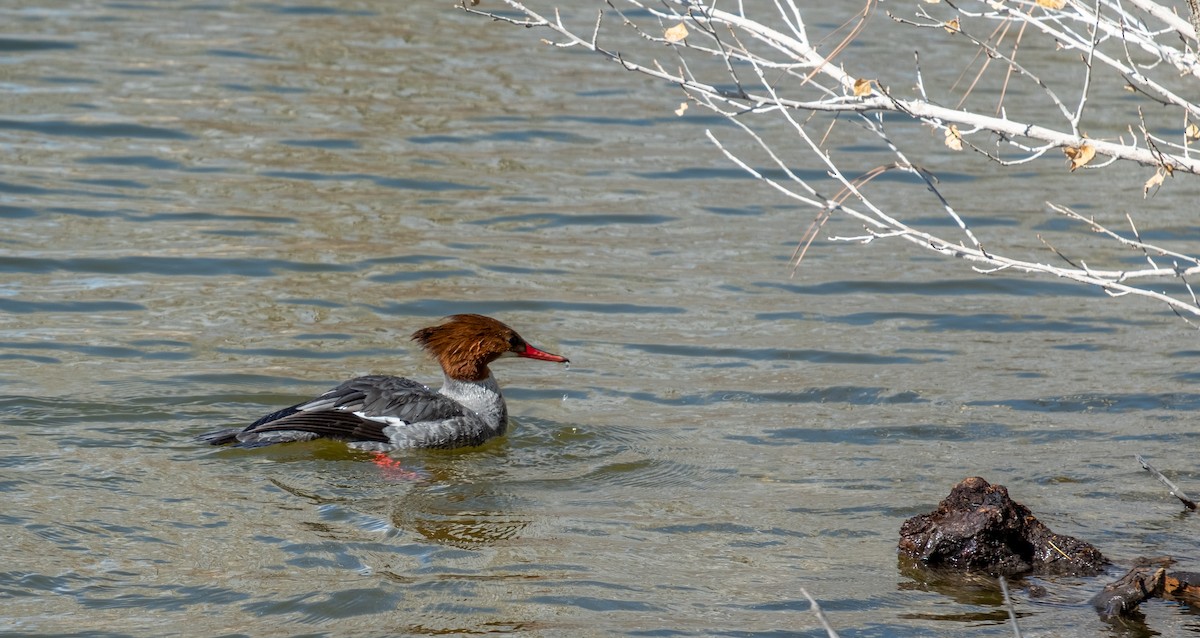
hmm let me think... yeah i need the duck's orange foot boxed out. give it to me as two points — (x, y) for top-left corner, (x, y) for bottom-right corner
(371, 452), (422, 481)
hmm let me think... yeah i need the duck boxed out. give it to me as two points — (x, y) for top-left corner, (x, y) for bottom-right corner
(198, 314), (568, 450)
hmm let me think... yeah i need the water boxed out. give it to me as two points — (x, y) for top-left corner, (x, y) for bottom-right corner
(2, 1), (1199, 636)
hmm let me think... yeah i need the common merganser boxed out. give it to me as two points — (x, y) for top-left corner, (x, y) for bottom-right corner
(199, 314), (569, 450)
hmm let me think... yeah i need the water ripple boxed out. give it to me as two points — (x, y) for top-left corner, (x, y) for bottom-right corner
(577, 457), (704, 490)
(471, 212), (677, 230)
(279, 139), (359, 149)
(728, 422), (1109, 446)
(608, 386), (922, 407)
(367, 298), (687, 317)
(968, 392), (1200, 413)
(0, 255), (354, 277)
(258, 4), (377, 16)
(757, 278), (1100, 298)
(0, 299), (144, 314)
(76, 155), (191, 171)
(524, 593), (663, 613)
(0, 341), (190, 362)
(763, 307), (1138, 333)
(0, 118), (191, 139)
(409, 129), (597, 145)
(0, 38), (76, 52)
(622, 342), (922, 365)
(258, 170), (485, 192)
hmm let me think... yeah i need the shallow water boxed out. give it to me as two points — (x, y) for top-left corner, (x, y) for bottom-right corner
(2, 1), (1199, 636)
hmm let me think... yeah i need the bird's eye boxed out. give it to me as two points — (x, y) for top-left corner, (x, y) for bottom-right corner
(508, 335), (523, 350)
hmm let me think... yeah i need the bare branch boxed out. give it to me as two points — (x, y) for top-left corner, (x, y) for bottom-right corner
(466, 0), (1200, 322)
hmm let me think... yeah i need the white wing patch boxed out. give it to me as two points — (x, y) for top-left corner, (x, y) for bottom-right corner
(345, 412), (413, 452)
(352, 411), (408, 428)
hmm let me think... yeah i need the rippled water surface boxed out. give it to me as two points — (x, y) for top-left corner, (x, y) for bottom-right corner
(3, 1), (1200, 636)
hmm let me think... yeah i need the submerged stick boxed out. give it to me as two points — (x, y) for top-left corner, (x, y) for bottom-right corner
(800, 588), (840, 638)
(999, 576), (1024, 638)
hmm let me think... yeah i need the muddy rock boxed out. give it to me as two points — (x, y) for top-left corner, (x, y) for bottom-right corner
(899, 476), (1108, 576)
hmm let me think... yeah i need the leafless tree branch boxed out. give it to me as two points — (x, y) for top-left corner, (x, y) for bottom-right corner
(466, 0), (1200, 322)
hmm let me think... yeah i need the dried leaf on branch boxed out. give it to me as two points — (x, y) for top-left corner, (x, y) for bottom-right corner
(663, 23), (688, 43)
(1144, 169), (1167, 196)
(944, 125), (963, 151)
(1064, 143), (1095, 171)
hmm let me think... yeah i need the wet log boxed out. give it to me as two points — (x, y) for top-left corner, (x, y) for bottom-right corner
(898, 476), (1108, 576)
(1092, 559), (1200, 619)
(1092, 565), (1164, 619)
(1161, 572), (1200, 607)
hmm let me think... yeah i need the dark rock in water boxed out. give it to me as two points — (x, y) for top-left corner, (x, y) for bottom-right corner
(898, 476), (1108, 576)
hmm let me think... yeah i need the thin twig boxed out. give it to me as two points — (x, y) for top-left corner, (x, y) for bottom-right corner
(1137, 454), (1198, 510)
(999, 576), (1024, 638)
(800, 588), (841, 638)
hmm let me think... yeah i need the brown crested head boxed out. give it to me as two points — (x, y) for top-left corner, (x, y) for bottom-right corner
(411, 314), (569, 382)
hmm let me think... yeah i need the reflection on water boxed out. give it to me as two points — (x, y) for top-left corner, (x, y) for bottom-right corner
(393, 494), (531, 549)
(1, 0), (1198, 636)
